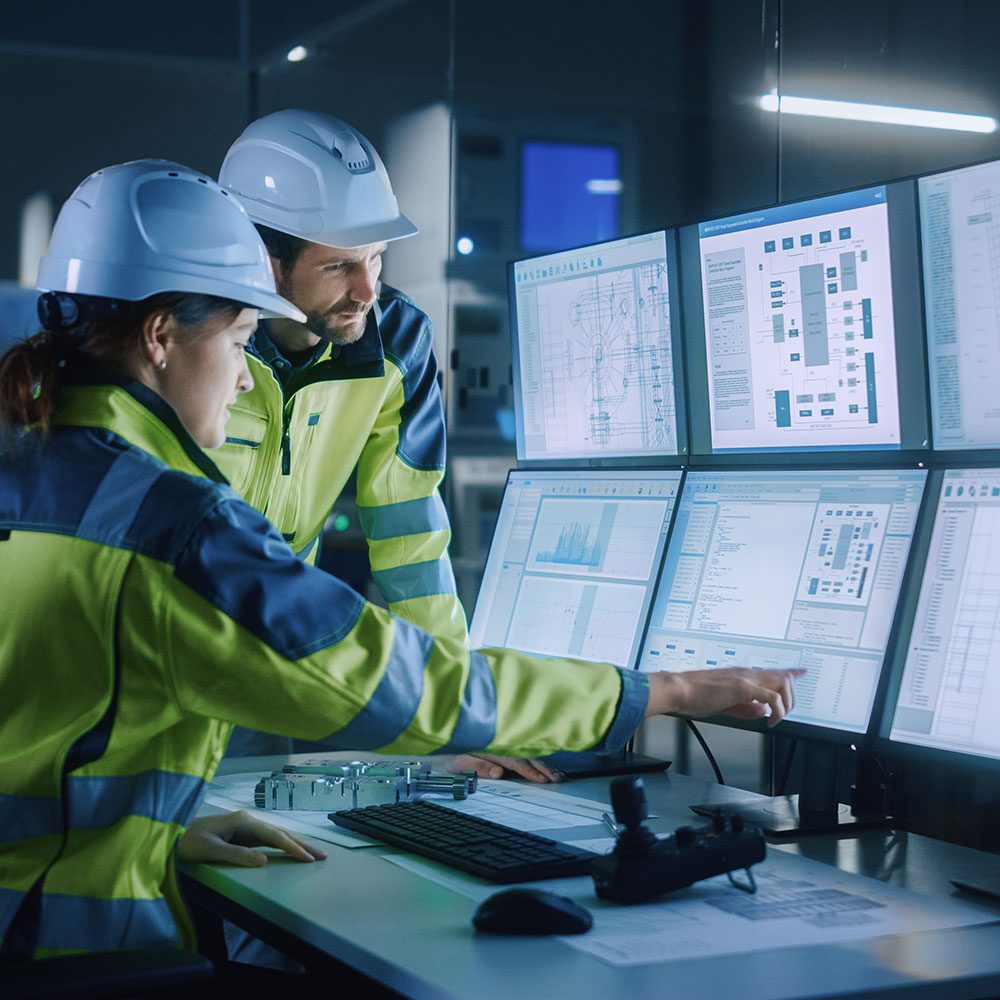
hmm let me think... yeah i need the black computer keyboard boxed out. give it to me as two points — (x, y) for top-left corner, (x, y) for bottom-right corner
(330, 799), (598, 883)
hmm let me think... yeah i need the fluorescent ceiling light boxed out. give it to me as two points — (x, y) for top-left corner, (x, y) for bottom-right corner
(286, 45), (308, 62)
(759, 92), (998, 133)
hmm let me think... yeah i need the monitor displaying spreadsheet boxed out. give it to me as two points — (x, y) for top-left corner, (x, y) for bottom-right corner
(920, 159), (1000, 450)
(887, 468), (1000, 763)
(638, 469), (926, 735)
(470, 469), (683, 668)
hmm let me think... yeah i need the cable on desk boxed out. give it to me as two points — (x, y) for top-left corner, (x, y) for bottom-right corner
(685, 719), (725, 785)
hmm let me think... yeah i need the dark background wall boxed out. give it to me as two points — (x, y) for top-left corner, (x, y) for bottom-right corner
(4, 0), (1000, 849)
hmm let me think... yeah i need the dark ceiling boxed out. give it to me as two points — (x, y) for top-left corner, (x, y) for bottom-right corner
(0, 0), (405, 67)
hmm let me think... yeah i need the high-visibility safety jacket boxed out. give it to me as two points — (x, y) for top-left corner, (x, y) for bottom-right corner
(0, 377), (648, 959)
(214, 284), (468, 646)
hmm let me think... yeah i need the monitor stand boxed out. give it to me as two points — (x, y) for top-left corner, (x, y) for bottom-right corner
(541, 750), (671, 780)
(689, 743), (891, 838)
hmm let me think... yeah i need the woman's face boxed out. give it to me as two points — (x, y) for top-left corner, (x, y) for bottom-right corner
(159, 308), (258, 448)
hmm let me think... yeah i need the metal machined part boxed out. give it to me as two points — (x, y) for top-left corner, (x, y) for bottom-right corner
(253, 762), (478, 811)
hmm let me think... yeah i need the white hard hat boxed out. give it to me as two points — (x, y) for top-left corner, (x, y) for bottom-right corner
(37, 159), (305, 322)
(218, 109), (418, 249)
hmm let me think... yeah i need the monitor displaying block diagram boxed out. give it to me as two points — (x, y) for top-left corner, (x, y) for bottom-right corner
(694, 186), (907, 453)
(470, 470), (682, 668)
(510, 231), (680, 461)
(888, 469), (1000, 762)
(920, 159), (1000, 449)
(638, 469), (926, 734)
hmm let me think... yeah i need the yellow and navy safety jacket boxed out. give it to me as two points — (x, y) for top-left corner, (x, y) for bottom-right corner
(0, 375), (648, 959)
(215, 284), (468, 646)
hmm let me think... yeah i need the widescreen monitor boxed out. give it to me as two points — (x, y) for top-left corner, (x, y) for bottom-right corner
(682, 182), (928, 456)
(638, 469), (927, 738)
(920, 159), (1000, 450)
(470, 469), (683, 670)
(510, 230), (684, 463)
(884, 468), (1000, 767)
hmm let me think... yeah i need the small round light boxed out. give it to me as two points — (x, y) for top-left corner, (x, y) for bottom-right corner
(456, 236), (474, 256)
(333, 513), (350, 532)
(287, 45), (308, 63)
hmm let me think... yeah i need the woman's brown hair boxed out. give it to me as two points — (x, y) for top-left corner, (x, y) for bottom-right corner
(0, 292), (243, 440)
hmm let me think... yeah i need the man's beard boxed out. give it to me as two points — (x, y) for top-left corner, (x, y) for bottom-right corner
(300, 303), (371, 346)
(274, 270), (371, 346)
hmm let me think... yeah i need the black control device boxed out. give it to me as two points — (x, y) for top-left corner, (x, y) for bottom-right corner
(591, 777), (766, 904)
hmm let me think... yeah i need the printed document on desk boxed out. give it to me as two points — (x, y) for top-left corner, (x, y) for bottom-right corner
(385, 846), (996, 967)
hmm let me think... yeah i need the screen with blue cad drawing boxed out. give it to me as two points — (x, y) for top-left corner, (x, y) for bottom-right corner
(511, 231), (681, 461)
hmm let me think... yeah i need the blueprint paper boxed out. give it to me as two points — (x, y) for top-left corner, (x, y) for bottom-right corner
(385, 846), (995, 966)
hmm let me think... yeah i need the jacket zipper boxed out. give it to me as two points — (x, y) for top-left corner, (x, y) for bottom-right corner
(281, 412), (291, 475)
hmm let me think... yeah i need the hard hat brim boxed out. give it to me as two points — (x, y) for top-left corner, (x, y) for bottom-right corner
(38, 256), (306, 324)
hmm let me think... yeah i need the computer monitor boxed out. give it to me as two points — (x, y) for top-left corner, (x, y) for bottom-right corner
(919, 159), (1000, 451)
(637, 468), (927, 834)
(470, 468), (683, 776)
(509, 230), (685, 463)
(681, 182), (928, 456)
(471, 469), (683, 669)
(881, 468), (1000, 770)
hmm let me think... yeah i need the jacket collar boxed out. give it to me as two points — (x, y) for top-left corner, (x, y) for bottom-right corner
(251, 297), (386, 384)
(51, 368), (228, 483)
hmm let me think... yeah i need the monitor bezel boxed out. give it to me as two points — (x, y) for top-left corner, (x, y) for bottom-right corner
(639, 462), (932, 749)
(508, 228), (689, 467)
(680, 179), (930, 463)
(871, 465), (1000, 775)
(468, 465), (687, 672)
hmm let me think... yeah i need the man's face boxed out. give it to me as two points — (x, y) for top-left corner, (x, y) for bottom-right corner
(272, 240), (386, 346)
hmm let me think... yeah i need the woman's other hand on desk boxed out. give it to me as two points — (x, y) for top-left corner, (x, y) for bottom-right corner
(177, 811), (328, 867)
(441, 754), (564, 783)
(647, 667), (806, 727)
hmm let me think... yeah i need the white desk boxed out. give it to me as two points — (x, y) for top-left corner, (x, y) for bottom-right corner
(180, 754), (1000, 999)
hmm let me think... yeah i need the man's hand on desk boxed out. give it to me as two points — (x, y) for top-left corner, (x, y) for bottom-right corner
(648, 667), (806, 727)
(441, 754), (564, 783)
(177, 811), (328, 867)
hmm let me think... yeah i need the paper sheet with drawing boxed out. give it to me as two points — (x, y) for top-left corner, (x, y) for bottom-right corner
(384, 845), (995, 966)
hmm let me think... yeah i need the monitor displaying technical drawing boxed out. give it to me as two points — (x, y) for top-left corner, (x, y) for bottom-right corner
(638, 469), (927, 735)
(683, 184), (927, 454)
(920, 159), (1000, 450)
(470, 469), (683, 668)
(509, 231), (682, 461)
(887, 469), (1000, 763)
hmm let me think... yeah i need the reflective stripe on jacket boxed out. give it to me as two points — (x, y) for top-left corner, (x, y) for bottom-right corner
(0, 378), (647, 958)
(214, 284), (468, 646)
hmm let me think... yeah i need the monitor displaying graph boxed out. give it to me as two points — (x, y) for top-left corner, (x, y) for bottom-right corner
(638, 469), (926, 735)
(510, 231), (681, 461)
(470, 469), (682, 667)
(920, 159), (1000, 450)
(689, 185), (923, 454)
(888, 469), (1000, 762)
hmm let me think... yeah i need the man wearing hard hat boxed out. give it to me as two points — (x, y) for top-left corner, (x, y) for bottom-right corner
(217, 110), (555, 781)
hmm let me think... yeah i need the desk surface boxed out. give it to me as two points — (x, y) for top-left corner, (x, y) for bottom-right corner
(182, 755), (1000, 1000)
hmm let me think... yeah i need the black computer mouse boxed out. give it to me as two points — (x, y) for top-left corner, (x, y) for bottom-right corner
(471, 887), (593, 935)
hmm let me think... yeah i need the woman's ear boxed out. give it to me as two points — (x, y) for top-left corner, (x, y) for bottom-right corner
(139, 310), (175, 371)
